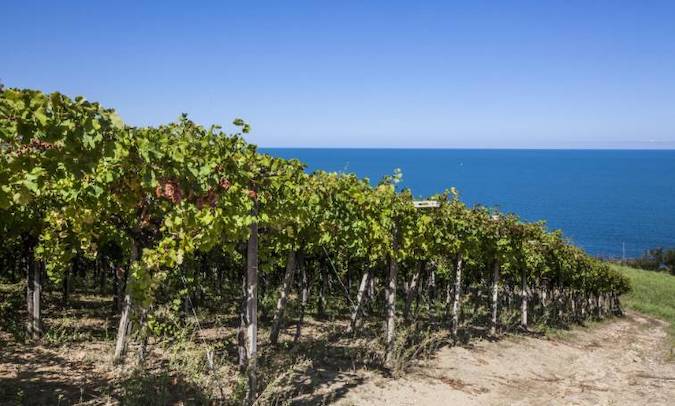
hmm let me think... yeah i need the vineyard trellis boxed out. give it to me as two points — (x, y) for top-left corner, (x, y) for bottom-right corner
(0, 88), (631, 404)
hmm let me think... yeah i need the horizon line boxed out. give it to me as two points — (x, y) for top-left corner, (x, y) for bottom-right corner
(258, 146), (675, 151)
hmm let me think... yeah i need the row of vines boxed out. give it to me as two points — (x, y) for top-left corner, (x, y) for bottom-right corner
(0, 88), (630, 403)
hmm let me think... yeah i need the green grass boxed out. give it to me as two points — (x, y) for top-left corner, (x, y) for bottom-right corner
(612, 264), (675, 352)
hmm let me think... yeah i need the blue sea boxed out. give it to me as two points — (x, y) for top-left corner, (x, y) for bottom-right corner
(262, 149), (675, 258)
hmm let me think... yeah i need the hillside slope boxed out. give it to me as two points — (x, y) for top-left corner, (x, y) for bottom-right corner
(614, 264), (675, 352)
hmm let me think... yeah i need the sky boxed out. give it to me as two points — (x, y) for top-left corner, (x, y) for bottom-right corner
(3, 1), (675, 148)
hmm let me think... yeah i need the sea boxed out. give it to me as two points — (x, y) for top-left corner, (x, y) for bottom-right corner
(262, 149), (675, 259)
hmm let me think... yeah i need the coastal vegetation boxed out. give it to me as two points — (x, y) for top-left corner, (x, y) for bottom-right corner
(0, 88), (632, 404)
(623, 248), (675, 275)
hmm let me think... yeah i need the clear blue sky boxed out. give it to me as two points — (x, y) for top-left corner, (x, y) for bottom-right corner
(3, 1), (675, 148)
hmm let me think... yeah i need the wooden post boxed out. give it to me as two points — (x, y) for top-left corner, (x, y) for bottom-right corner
(113, 239), (138, 364)
(270, 251), (297, 345)
(237, 272), (247, 372)
(32, 260), (42, 339)
(244, 200), (258, 405)
(428, 265), (436, 301)
(520, 268), (528, 329)
(114, 297), (132, 364)
(571, 293), (577, 321)
(111, 262), (119, 312)
(294, 253), (308, 343)
(385, 235), (399, 366)
(404, 264), (421, 322)
(490, 260), (500, 337)
(348, 269), (372, 333)
(580, 293), (586, 319)
(445, 278), (451, 315)
(451, 254), (463, 336)
(596, 294), (602, 319)
(26, 254), (34, 337)
(317, 265), (326, 318)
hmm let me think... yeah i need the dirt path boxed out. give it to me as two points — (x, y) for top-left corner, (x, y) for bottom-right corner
(1, 310), (672, 404)
(331, 311), (674, 406)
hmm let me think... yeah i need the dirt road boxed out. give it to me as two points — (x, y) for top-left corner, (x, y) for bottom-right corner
(332, 311), (674, 405)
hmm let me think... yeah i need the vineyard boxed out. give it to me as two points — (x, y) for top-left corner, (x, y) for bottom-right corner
(0, 88), (631, 404)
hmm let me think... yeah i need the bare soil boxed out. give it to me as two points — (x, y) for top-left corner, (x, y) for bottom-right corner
(327, 311), (675, 406)
(1, 307), (673, 405)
